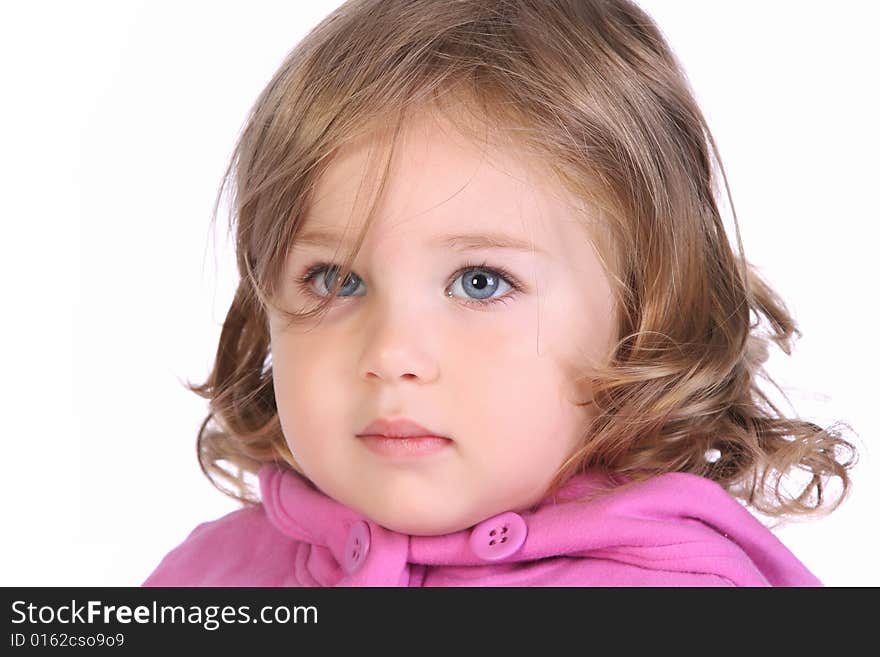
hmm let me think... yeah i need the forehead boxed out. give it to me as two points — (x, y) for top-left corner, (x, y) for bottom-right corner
(299, 112), (595, 259)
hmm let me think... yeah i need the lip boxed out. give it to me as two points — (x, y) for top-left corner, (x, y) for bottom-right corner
(358, 435), (452, 459)
(357, 417), (447, 439)
(356, 417), (452, 460)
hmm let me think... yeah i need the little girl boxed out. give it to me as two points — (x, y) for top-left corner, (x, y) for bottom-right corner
(145, 0), (857, 586)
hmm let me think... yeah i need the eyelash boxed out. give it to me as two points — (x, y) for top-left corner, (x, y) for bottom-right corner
(295, 259), (524, 309)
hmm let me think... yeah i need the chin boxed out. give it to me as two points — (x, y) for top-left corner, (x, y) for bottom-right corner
(381, 519), (467, 537)
(368, 508), (474, 537)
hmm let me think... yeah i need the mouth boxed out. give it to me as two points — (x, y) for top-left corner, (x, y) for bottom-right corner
(356, 417), (452, 459)
(357, 435), (453, 459)
(357, 417), (448, 440)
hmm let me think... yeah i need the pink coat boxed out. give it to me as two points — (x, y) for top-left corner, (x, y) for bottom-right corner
(143, 464), (821, 587)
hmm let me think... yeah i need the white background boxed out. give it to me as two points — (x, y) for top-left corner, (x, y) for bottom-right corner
(1, 1), (877, 586)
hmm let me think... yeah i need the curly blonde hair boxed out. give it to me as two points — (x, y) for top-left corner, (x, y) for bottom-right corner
(189, 0), (857, 518)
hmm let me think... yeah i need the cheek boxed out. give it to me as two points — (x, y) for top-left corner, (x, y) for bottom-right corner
(444, 318), (558, 433)
(270, 336), (343, 432)
(465, 356), (585, 458)
(538, 288), (613, 408)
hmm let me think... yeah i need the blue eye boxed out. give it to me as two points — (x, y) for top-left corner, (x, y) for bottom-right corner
(296, 261), (522, 308)
(448, 267), (513, 304)
(314, 265), (363, 297)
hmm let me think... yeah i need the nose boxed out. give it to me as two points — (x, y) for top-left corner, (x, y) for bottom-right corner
(358, 308), (440, 384)
(361, 342), (439, 383)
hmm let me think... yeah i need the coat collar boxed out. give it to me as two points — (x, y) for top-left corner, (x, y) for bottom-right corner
(257, 464), (820, 586)
(258, 463), (619, 558)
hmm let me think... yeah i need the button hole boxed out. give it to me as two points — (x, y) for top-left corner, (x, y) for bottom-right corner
(500, 536), (508, 543)
(489, 539), (496, 546)
(501, 526), (508, 534)
(489, 529), (497, 536)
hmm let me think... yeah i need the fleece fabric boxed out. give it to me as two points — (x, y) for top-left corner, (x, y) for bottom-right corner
(144, 465), (820, 587)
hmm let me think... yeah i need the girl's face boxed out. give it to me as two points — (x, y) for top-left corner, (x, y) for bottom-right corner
(268, 112), (617, 535)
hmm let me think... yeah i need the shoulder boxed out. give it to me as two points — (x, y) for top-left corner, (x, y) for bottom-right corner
(526, 471), (817, 586)
(142, 504), (302, 587)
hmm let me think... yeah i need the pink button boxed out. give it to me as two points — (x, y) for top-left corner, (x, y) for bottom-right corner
(468, 512), (527, 561)
(343, 520), (371, 574)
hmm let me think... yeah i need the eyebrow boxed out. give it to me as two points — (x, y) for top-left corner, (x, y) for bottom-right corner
(294, 229), (545, 255)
